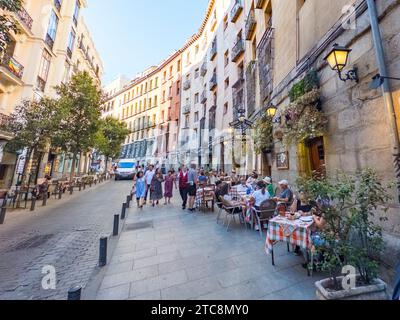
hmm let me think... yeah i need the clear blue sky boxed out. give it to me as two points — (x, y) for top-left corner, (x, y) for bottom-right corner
(84, 0), (209, 85)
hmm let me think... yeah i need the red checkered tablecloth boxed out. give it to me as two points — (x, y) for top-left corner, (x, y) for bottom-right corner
(265, 216), (314, 254)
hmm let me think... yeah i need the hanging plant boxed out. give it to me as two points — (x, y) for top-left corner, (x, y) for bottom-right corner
(253, 113), (274, 154)
(281, 88), (328, 146)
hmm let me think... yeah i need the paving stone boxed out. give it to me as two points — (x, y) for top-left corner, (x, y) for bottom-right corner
(97, 284), (130, 300)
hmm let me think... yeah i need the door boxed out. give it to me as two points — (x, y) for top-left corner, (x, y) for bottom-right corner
(308, 137), (326, 177)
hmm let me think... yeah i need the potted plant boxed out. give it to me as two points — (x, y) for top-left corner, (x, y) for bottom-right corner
(297, 169), (393, 300)
(253, 113), (274, 154)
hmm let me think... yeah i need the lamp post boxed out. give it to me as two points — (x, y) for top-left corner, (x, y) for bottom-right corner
(229, 108), (253, 170)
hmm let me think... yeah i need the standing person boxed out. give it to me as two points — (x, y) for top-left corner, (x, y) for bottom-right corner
(144, 165), (155, 204)
(178, 165), (189, 210)
(164, 170), (177, 205)
(187, 164), (198, 212)
(134, 171), (146, 209)
(150, 169), (164, 207)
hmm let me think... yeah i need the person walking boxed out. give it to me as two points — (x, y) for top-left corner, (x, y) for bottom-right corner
(150, 169), (164, 207)
(144, 165), (155, 204)
(178, 165), (189, 210)
(134, 171), (146, 209)
(187, 164), (198, 212)
(164, 170), (177, 205)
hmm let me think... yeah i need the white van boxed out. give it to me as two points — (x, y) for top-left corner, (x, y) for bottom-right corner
(115, 159), (136, 181)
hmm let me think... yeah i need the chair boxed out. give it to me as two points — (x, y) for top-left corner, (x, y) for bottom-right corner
(220, 196), (244, 232)
(216, 195), (224, 224)
(202, 185), (216, 212)
(252, 199), (276, 238)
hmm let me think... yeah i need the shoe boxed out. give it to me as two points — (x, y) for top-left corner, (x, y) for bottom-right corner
(182, 206), (186, 210)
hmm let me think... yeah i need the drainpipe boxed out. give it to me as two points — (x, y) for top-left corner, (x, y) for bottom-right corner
(366, 0), (400, 201)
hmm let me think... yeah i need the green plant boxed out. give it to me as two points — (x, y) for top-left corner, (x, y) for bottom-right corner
(289, 70), (319, 102)
(282, 89), (328, 146)
(253, 113), (274, 154)
(297, 169), (392, 289)
(0, 0), (22, 52)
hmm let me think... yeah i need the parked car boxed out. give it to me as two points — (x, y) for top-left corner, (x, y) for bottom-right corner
(115, 159), (136, 181)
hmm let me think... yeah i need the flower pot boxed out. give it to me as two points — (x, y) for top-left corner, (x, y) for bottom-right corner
(315, 276), (389, 300)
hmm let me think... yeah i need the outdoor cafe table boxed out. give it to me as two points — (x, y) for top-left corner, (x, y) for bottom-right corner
(265, 214), (315, 274)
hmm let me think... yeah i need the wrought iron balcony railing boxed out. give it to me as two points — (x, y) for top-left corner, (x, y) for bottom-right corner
(0, 52), (24, 79)
(200, 61), (207, 77)
(200, 91), (207, 104)
(209, 74), (217, 91)
(183, 80), (191, 91)
(245, 10), (257, 40)
(210, 42), (217, 61)
(54, 0), (62, 12)
(231, 39), (245, 62)
(17, 6), (33, 30)
(230, 0), (243, 23)
(182, 105), (191, 114)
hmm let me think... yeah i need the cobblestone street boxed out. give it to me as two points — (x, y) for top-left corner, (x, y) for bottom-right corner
(0, 180), (132, 300)
(96, 197), (326, 300)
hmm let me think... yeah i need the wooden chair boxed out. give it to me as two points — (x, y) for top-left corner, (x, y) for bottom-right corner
(199, 185), (215, 213)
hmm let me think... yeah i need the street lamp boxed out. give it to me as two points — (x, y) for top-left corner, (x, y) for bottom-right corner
(324, 44), (359, 83)
(369, 73), (400, 90)
(229, 108), (253, 169)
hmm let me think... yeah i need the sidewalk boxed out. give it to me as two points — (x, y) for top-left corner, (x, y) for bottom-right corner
(95, 198), (325, 300)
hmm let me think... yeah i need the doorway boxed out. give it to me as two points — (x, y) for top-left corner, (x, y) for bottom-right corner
(307, 137), (326, 177)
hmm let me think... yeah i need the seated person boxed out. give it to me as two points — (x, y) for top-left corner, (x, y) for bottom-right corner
(250, 181), (271, 231)
(273, 180), (293, 208)
(263, 177), (275, 197)
(290, 190), (313, 216)
(198, 171), (208, 187)
(235, 178), (251, 198)
(246, 172), (259, 189)
(215, 181), (229, 207)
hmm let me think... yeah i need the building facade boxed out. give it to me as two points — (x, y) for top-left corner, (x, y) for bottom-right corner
(0, 0), (103, 187)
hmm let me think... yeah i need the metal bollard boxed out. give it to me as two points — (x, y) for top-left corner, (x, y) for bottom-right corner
(69, 185), (73, 195)
(0, 203), (6, 225)
(58, 188), (62, 200)
(113, 214), (120, 236)
(67, 286), (82, 300)
(42, 193), (47, 206)
(30, 196), (37, 211)
(79, 184), (82, 192)
(99, 237), (108, 267)
(126, 195), (130, 208)
(121, 203), (127, 220)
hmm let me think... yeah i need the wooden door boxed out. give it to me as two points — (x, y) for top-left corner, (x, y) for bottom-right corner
(308, 137), (326, 177)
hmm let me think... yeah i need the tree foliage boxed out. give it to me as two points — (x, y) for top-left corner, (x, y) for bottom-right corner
(95, 116), (130, 165)
(0, 0), (22, 52)
(52, 71), (103, 180)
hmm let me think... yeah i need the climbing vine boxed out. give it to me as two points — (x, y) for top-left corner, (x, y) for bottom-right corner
(253, 113), (274, 154)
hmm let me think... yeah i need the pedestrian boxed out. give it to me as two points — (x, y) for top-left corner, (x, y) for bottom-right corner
(150, 169), (164, 207)
(164, 170), (177, 205)
(187, 164), (198, 212)
(178, 165), (189, 210)
(144, 164), (155, 204)
(134, 171), (146, 209)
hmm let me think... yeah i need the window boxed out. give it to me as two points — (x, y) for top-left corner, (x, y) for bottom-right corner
(169, 65), (173, 77)
(154, 95), (158, 106)
(224, 50), (229, 67)
(73, 0), (80, 26)
(155, 77), (158, 87)
(194, 93), (199, 104)
(184, 115), (189, 128)
(177, 81), (180, 95)
(223, 102), (228, 115)
(194, 112), (199, 122)
(162, 90), (166, 102)
(163, 71), (167, 81)
(46, 10), (59, 49)
(194, 68), (199, 79)
(177, 60), (181, 72)
(224, 78), (230, 90)
(67, 29), (75, 57)
(62, 60), (70, 83)
(150, 80), (153, 90)
(161, 110), (165, 123)
(37, 50), (51, 91)
(224, 14), (228, 31)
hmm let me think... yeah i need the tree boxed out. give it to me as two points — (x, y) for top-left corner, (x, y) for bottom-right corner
(0, 97), (62, 184)
(53, 71), (102, 181)
(95, 117), (130, 172)
(0, 0), (22, 52)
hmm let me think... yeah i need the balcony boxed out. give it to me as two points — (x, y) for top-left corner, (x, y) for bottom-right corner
(231, 39), (245, 62)
(210, 42), (217, 61)
(257, 23), (274, 106)
(209, 74), (217, 91)
(230, 0), (243, 23)
(45, 33), (55, 50)
(0, 52), (24, 82)
(200, 61), (207, 77)
(245, 10), (257, 40)
(200, 91), (207, 104)
(182, 105), (191, 114)
(54, 0), (62, 12)
(14, 6), (33, 32)
(183, 80), (191, 91)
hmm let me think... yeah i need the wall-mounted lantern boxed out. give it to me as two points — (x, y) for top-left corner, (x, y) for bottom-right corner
(324, 44), (359, 83)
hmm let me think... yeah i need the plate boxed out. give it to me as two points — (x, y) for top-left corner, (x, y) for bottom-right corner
(300, 216), (313, 223)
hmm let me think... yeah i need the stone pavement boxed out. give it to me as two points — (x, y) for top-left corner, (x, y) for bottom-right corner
(0, 180), (132, 300)
(96, 198), (326, 300)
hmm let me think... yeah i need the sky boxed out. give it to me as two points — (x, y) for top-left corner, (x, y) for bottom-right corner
(83, 0), (209, 85)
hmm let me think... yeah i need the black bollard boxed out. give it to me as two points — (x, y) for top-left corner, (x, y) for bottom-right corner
(67, 286), (82, 300)
(69, 185), (73, 195)
(0, 203), (6, 225)
(79, 184), (82, 192)
(99, 237), (108, 267)
(58, 188), (62, 200)
(30, 196), (37, 212)
(121, 203), (127, 220)
(42, 192), (47, 206)
(113, 214), (120, 236)
(126, 195), (130, 208)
